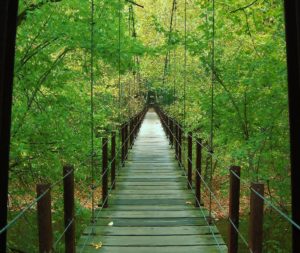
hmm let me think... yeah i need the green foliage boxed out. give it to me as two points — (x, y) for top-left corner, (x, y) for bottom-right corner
(160, 0), (290, 203)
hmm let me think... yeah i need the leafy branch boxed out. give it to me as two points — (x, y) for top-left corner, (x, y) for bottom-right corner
(230, 0), (259, 14)
(13, 48), (71, 137)
(17, 0), (62, 26)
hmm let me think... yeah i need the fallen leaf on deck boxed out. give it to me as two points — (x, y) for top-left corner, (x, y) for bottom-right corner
(186, 201), (192, 205)
(90, 242), (103, 249)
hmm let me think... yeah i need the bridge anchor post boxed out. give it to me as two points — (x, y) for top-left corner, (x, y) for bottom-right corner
(169, 119), (174, 146)
(124, 123), (129, 160)
(228, 166), (241, 253)
(195, 138), (202, 207)
(63, 165), (75, 253)
(121, 124), (125, 166)
(102, 138), (109, 208)
(36, 184), (53, 253)
(175, 123), (178, 160)
(249, 182), (264, 253)
(111, 131), (116, 189)
(187, 132), (193, 189)
(130, 119), (134, 149)
(178, 125), (182, 166)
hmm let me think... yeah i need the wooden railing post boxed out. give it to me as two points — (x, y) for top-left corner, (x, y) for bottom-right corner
(125, 123), (128, 159)
(121, 124), (125, 166)
(160, 111), (164, 128)
(165, 115), (169, 136)
(167, 117), (170, 139)
(164, 115), (166, 130)
(228, 166), (241, 253)
(63, 165), (75, 253)
(133, 117), (137, 138)
(175, 122), (179, 160)
(102, 138), (108, 208)
(36, 184), (53, 253)
(249, 182), (264, 253)
(130, 119), (134, 148)
(138, 113), (141, 129)
(170, 119), (174, 146)
(178, 125), (182, 165)
(111, 131), (116, 189)
(187, 132), (193, 189)
(135, 116), (138, 137)
(195, 138), (202, 207)
(139, 113), (142, 130)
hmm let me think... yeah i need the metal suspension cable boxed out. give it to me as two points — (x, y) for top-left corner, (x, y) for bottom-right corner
(182, 0), (187, 167)
(173, 1), (177, 105)
(57, 113), (145, 249)
(78, 176), (117, 253)
(90, 0), (96, 223)
(195, 169), (252, 252)
(118, 0), (123, 177)
(210, 0), (215, 149)
(54, 138), (126, 249)
(4, 154), (107, 239)
(184, 125), (300, 232)
(118, 0), (122, 125)
(181, 167), (225, 252)
(159, 117), (224, 252)
(53, 218), (74, 248)
(163, 0), (177, 86)
(0, 169), (73, 235)
(128, 5), (132, 117)
(131, 7), (141, 93)
(78, 114), (145, 252)
(86, 115), (143, 193)
(128, 4), (137, 118)
(183, 0), (187, 129)
(186, 127), (300, 231)
(208, 0), (216, 223)
(229, 169), (300, 231)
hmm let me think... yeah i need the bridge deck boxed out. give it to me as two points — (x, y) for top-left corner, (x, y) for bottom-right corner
(77, 110), (227, 253)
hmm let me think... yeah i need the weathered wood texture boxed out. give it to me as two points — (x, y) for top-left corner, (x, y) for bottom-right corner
(77, 110), (227, 253)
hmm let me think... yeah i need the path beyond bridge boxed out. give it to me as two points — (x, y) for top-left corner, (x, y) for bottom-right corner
(77, 109), (227, 253)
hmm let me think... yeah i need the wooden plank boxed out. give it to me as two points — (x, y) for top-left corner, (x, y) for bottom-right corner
(106, 205), (199, 210)
(126, 162), (178, 165)
(124, 164), (179, 167)
(116, 177), (184, 182)
(93, 217), (209, 227)
(115, 185), (183, 190)
(118, 173), (182, 176)
(120, 167), (178, 170)
(108, 199), (194, 205)
(115, 181), (184, 186)
(83, 225), (219, 236)
(77, 245), (227, 253)
(118, 174), (184, 178)
(118, 177), (184, 180)
(94, 210), (208, 218)
(110, 194), (193, 200)
(113, 189), (189, 195)
(121, 168), (179, 171)
(103, 205), (197, 211)
(78, 234), (225, 246)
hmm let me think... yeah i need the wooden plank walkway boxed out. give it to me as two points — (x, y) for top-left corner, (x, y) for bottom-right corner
(77, 109), (227, 253)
